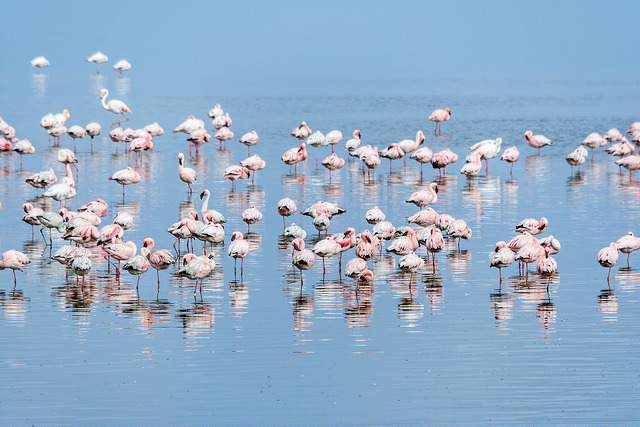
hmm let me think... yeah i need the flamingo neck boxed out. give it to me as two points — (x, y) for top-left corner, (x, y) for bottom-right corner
(202, 192), (210, 212)
(101, 91), (109, 111)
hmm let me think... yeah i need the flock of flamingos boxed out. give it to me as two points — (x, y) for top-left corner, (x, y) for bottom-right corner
(1, 53), (640, 296)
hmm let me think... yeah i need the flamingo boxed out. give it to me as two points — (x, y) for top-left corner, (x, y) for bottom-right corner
(281, 143), (308, 173)
(174, 116), (205, 135)
(598, 242), (619, 282)
(446, 218), (472, 250)
(86, 51), (108, 73)
(312, 238), (342, 276)
(363, 146), (381, 177)
(355, 231), (377, 261)
(240, 154), (266, 184)
(605, 138), (635, 160)
(614, 155), (640, 175)
(114, 211), (134, 230)
(428, 108), (451, 134)
(178, 153), (197, 194)
(242, 206), (263, 232)
(515, 241), (545, 277)
(386, 228), (419, 256)
(524, 130), (552, 155)
(365, 206), (386, 224)
(489, 241), (515, 282)
(538, 235), (562, 255)
(291, 121), (312, 142)
(565, 149), (586, 173)
(292, 238), (315, 286)
(0, 250), (31, 286)
(239, 131), (259, 155)
(410, 147), (433, 177)
(301, 201), (346, 219)
(398, 252), (425, 285)
(398, 130), (425, 165)
(460, 152), (483, 176)
(536, 246), (558, 284)
(431, 149), (458, 175)
(96, 223), (125, 246)
(208, 104), (224, 118)
(213, 112), (232, 130)
(468, 138), (502, 174)
(48, 125), (67, 146)
(62, 223), (100, 246)
(103, 239), (137, 275)
(199, 189), (226, 224)
(67, 125), (86, 151)
(615, 232), (640, 267)
(25, 168), (57, 196)
(277, 198), (297, 229)
(43, 183), (76, 208)
(99, 89), (131, 128)
(215, 126), (234, 149)
(36, 211), (66, 245)
(373, 221), (396, 252)
(500, 146), (520, 176)
(0, 137), (11, 151)
(306, 131), (327, 166)
(12, 139), (35, 167)
(144, 123), (164, 136)
(515, 217), (548, 235)
(123, 247), (151, 290)
(425, 228), (445, 269)
(177, 253), (216, 295)
(22, 203), (45, 238)
(345, 257), (371, 280)
(85, 122), (101, 151)
(79, 199), (108, 217)
(112, 59), (131, 77)
(321, 153), (345, 181)
(187, 129), (211, 155)
(581, 132), (606, 159)
(223, 165), (250, 190)
(228, 232), (250, 279)
(30, 56), (49, 69)
(193, 222), (225, 254)
(71, 255), (92, 285)
(406, 182), (439, 209)
(407, 207), (438, 227)
(312, 214), (331, 236)
(603, 128), (623, 143)
(109, 167), (141, 199)
(344, 130), (361, 154)
(325, 130), (343, 154)
(379, 142), (405, 172)
(283, 223), (307, 241)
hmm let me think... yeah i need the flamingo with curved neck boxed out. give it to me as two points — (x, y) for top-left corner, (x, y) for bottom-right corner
(99, 88), (132, 128)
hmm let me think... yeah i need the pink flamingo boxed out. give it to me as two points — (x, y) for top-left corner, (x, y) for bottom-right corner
(410, 147), (433, 177)
(301, 201), (346, 219)
(99, 89), (131, 128)
(239, 131), (259, 155)
(355, 231), (376, 261)
(67, 125), (86, 151)
(581, 132), (606, 159)
(228, 232), (250, 279)
(379, 142), (405, 172)
(277, 198), (297, 229)
(565, 149), (586, 173)
(468, 138), (502, 174)
(604, 128), (623, 143)
(500, 146), (520, 176)
(398, 252), (425, 286)
(0, 250), (30, 286)
(386, 228), (419, 256)
(103, 239), (137, 275)
(614, 154), (640, 176)
(85, 122), (102, 151)
(144, 122), (164, 136)
(281, 143), (308, 173)
(177, 253), (216, 295)
(109, 167), (141, 199)
(79, 199), (108, 217)
(123, 248), (151, 290)
(407, 207), (438, 227)
(22, 203), (45, 238)
(174, 116), (204, 135)
(425, 228), (445, 269)
(325, 130), (343, 154)
(242, 206), (263, 232)
(96, 223), (124, 246)
(524, 130), (552, 155)
(406, 182), (438, 209)
(489, 241), (515, 283)
(215, 126), (234, 149)
(515, 241), (545, 278)
(605, 138), (635, 161)
(48, 125), (67, 146)
(345, 257), (371, 281)
(398, 130), (425, 165)
(199, 190), (226, 224)
(223, 165), (250, 190)
(312, 238), (342, 276)
(25, 168), (57, 196)
(86, 51), (108, 73)
(12, 139), (35, 168)
(615, 232), (640, 267)
(446, 218), (472, 250)
(460, 152), (483, 176)
(598, 242), (619, 282)
(515, 217), (548, 235)
(292, 238), (315, 286)
(208, 104), (224, 118)
(344, 129), (361, 154)
(240, 154), (266, 184)
(431, 149), (458, 175)
(365, 206), (385, 224)
(321, 152), (345, 181)
(291, 121), (312, 142)
(178, 153), (196, 194)
(428, 108), (451, 134)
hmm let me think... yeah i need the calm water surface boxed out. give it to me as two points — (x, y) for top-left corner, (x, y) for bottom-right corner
(0, 69), (638, 426)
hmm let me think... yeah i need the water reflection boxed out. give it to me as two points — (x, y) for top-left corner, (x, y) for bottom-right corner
(597, 287), (618, 322)
(0, 289), (29, 324)
(114, 76), (131, 96)
(88, 74), (107, 96)
(489, 290), (514, 330)
(31, 72), (47, 97)
(120, 297), (173, 333)
(176, 300), (215, 339)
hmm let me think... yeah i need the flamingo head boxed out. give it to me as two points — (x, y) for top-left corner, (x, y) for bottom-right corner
(291, 238), (305, 251)
(231, 231), (243, 242)
(23, 203), (33, 213)
(524, 130), (532, 139)
(142, 238), (154, 248)
(431, 182), (439, 193)
(445, 108), (451, 115)
(200, 189), (209, 200)
(99, 89), (107, 99)
(540, 217), (548, 228)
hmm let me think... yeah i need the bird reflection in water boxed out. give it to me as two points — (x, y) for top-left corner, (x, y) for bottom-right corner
(52, 280), (97, 314)
(536, 290), (557, 334)
(398, 297), (424, 326)
(613, 267), (640, 291)
(525, 155), (551, 179)
(566, 171), (586, 187)
(176, 300), (215, 338)
(322, 182), (344, 199)
(31, 72), (47, 97)
(423, 270), (444, 313)
(489, 290), (514, 330)
(229, 283), (249, 317)
(292, 293), (314, 336)
(114, 76), (130, 96)
(120, 297), (173, 333)
(446, 249), (471, 272)
(343, 281), (375, 328)
(0, 289), (30, 323)
(597, 287), (618, 322)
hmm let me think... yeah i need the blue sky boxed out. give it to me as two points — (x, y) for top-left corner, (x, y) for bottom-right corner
(1, 0), (639, 95)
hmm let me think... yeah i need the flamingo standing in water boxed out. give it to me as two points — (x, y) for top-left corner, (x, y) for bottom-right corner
(228, 232), (250, 279)
(277, 198), (297, 229)
(410, 147), (433, 178)
(242, 206), (263, 232)
(99, 89), (131, 128)
(614, 154), (640, 176)
(25, 168), (57, 196)
(281, 143), (308, 173)
(325, 130), (343, 154)
(428, 108), (451, 134)
(123, 247), (151, 290)
(500, 146), (520, 176)
(468, 138), (502, 174)
(240, 154), (266, 184)
(109, 167), (141, 199)
(489, 241), (515, 283)
(239, 131), (259, 155)
(344, 130), (361, 154)
(291, 238), (315, 286)
(223, 165), (250, 190)
(112, 59), (131, 77)
(86, 51), (108, 73)
(515, 217), (548, 235)
(525, 130), (552, 155)
(0, 250), (31, 286)
(406, 182), (439, 209)
(85, 122), (102, 151)
(398, 252), (425, 286)
(215, 127), (234, 149)
(581, 132), (606, 159)
(597, 242), (619, 282)
(12, 139), (35, 168)
(321, 153), (345, 182)
(199, 189), (226, 224)
(178, 153), (196, 194)
(291, 121), (312, 143)
(379, 143), (405, 172)
(67, 125), (86, 151)
(398, 130), (425, 165)
(615, 232), (640, 267)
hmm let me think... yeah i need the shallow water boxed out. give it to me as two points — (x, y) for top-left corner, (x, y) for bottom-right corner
(0, 70), (639, 426)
